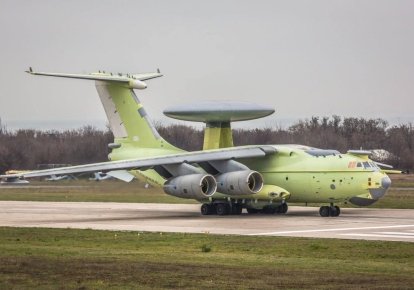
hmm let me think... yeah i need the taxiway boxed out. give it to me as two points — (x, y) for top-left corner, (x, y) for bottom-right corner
(0, 201), (413, 242)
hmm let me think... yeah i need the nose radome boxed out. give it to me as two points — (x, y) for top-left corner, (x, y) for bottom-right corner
(382, 176), (391, 189)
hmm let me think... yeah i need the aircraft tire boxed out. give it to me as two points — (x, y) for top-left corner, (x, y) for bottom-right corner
(329, 206), (338, 217)
(334, 206), (340, 217)
(262, 206), (276, 214)
(246, 208), (260, 214)
(319, 206), (330, 217)
(201, 203), (214, 215)
(216, 203), (230, 216)
(231, 204), (243, 215)
(279, 203), (288, 214)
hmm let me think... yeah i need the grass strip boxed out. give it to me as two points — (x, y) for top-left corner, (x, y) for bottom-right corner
(0, 227), (413, 289)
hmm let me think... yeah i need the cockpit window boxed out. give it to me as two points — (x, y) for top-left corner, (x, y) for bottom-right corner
(357, 162), (362, 167)
(363, 162), (370, 169)
(369, 162), (379, 169)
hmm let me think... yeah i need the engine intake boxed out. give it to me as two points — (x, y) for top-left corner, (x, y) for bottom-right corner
(163, 174), (217, 200)
(216, 170), (263, 195)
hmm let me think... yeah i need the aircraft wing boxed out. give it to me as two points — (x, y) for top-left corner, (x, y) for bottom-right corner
(0, 145), (276, 181)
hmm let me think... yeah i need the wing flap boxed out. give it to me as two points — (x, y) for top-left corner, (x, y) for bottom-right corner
(106, 170), (135, 182)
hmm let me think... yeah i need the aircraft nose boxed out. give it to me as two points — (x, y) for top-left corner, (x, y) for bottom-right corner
(368, 176), (391, 199)
(382, 176), (391, 189)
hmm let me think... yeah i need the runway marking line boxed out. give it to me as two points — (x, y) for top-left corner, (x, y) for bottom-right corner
(341, 233), (414, 239)
(249, 224), (414, 236)
(377, 231), (414, 236)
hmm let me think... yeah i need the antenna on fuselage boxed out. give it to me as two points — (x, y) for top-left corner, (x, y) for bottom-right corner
(163, 102), (275, 150)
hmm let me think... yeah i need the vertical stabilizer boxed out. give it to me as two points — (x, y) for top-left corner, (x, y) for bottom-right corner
(26, 68), (179, 151)
(95, 81), (168, 148)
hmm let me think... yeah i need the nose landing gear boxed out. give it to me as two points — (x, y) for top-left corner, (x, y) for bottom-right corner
(319, 204), (340, 217)
(277, 203), (288, 214)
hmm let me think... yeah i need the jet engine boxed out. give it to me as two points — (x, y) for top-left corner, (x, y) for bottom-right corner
(163, 174), (217, 199)
(128, 79), (147, 89)
(216, 170), (263, 195)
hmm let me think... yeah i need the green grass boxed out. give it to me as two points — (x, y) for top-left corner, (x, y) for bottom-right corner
(0, 227), (413, 289)
(368, 189), (414, 209)
(0, 180), (196, 204)
(390, 174), (414, 187)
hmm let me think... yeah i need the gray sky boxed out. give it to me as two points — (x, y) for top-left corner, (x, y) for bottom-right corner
(0, 0), (413, 130)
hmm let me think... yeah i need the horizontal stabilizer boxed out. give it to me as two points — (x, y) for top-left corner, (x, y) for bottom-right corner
(25, 67), (163, 83)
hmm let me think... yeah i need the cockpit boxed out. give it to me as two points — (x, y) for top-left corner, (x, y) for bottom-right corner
(359, 161), (380, 171)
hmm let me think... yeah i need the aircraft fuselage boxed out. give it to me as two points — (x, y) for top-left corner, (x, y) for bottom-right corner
(110, 144), (391, 208)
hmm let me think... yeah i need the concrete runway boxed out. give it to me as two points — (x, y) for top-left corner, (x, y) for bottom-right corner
(1, 201), (413, 242)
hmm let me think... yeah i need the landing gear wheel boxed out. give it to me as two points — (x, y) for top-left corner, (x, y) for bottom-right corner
(329, 206), (341, 217)
(334, 206), (340, 217)
(246, 208), (260, 214)
(231, 204), (243, 215)
(319, 206), (330, 217)
(262, 206), (276, 214)
(216, 203), (230, 216)
(329, 206), (338, 217)
(277, 203), (288, 214)
(201, 203), (214, 215)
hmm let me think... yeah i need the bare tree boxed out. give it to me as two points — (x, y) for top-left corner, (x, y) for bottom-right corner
(0, 117), (413, 173)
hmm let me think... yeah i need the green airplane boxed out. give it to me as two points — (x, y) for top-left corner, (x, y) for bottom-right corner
(0, 68), (394, 217)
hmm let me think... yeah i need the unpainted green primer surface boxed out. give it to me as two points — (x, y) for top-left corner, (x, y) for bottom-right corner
(203, 124), (233, 150)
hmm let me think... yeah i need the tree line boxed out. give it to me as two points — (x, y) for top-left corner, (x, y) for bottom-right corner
(0, 116), (413, 173)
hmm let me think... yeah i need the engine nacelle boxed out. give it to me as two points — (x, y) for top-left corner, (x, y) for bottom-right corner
(216, 170), (263, 195)
(163, 174), (217, 200)
(128, 79), (147, 89)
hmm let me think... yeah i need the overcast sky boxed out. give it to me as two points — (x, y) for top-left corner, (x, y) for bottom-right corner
(0, 0), (413, 130)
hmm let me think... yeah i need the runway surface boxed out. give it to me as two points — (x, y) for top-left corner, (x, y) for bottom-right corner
(1, 201), (413, 242)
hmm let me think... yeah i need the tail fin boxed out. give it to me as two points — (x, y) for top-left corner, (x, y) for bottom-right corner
(94, 79), (166, 148)
(27, 68), (178, 150)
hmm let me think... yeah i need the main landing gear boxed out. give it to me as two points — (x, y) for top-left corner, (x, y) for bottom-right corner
(201, 203), (243, 216)
(319, 204), (340, 217)
(256, 203), (288, 215)
(201, 203), (288, 216)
